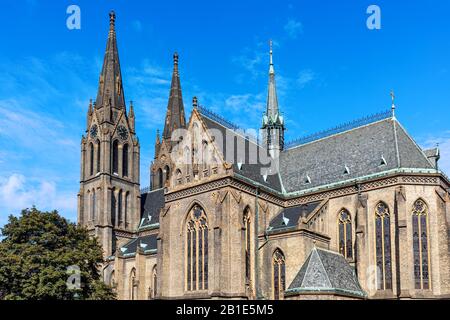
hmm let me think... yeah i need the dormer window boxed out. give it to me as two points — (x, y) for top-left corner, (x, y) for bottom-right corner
(237, 161), (243, 170)
(305, 175), (311, 184)
(344, 165), (350, 175)
(380, 155), (387, 166)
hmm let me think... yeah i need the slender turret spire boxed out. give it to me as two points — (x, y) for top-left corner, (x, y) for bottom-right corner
(390, 90), (396, 117)
(262, 40), (285, 155)
(162, 52), (186, 140)
(266, 40), (279, 121)
(95, 11), (125, 111)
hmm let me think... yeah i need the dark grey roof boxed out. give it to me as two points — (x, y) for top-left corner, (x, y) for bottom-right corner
(268, 202), (321, 231)
(199, 113), (283, 192)
(140, 188), (164, 229)
(280, 118), (434, 193)
(120, 234), (158, 256)
(286, 247), (366, 298)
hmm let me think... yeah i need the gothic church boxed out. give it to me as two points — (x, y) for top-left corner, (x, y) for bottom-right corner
(78, 12), (450, 300)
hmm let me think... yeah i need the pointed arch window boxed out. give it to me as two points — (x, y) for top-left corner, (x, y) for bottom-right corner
(273, 249), (285, 300)
(118, 191), (123, 226)
(186, 205), (208, 291)
(110, 270), (116, 291)
(375, 202), (392, 290)
(338, 209), (353, 260)
(91, 190), (96, 222)
(412, 199), (430, 290)
(112, 140), (119, 174)
(243, 207), (252, 283)
(164, 165), (170, 186)
(152, 265), (157, 299)
(111, 188), (117, 227)
(89, 142), (94, 176)
(157, 168), (163, 189)
(130, 268), (138, 300)
(96, 140), (101, 173)
(123, 144), (129, 177)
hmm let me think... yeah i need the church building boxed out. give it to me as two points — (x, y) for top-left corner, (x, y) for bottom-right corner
(78, 12), (450, 300)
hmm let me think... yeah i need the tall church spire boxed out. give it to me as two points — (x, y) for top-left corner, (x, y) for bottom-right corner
(262, 40), (285, 155)
(163, 52), (186, 140)
(95, 11), (125, 111)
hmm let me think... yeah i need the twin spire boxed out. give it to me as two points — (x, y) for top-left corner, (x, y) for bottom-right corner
(162, 52), (186, 140)
(96, 11), (125, 110)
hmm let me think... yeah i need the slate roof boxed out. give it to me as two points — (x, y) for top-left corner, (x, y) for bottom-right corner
(120, 234), (158, 256)
(139, 188), (164, 229)
(286, 247), (367, 298)
(268, 202), (321, 231)
(280, 118), (434, 193)
(199, 112), (283, 192)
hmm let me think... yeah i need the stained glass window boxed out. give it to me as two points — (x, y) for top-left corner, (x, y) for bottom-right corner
(412, 199), (430, 290)
(186, 205), (208, 291)
(375, 202), (392, 290)
(273, 249), (285, 300)
(338, 209), (353, 259)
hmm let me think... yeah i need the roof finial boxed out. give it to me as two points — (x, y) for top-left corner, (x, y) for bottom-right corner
(269, 40), (274, 74)
(173, 52), (179, 66)
(193, 96), (198, 109)
(390, 90), (396, 117)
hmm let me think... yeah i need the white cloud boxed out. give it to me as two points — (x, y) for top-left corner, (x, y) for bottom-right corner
(297, 69), (315, 88)
(284, 19), (303, 39)
(0, 174), (77, 219)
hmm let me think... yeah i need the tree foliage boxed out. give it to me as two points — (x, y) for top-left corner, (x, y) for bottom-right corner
(0, 207), (115, 300)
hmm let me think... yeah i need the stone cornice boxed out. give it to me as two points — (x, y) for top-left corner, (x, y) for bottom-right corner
(164, 170), (449, 209)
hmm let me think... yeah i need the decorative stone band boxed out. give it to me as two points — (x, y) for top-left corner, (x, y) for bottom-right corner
(164, 168), (448, 209)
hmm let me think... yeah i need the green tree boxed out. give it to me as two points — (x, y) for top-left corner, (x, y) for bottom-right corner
(0, 207), (115, 300)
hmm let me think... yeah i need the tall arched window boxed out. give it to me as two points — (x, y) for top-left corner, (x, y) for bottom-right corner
(110, 270), (116, 290)
(152, 265), (157, 299)
(412, 199), (430, 290)
(123, 144), (129, 177)
(111, 188), (116, 227)
(96, 140), (101, 173)
(130, 268), (138, 300)
(243, 207), (251, 283)
(375, 202), (392, 290)
(157, 168), (163, 189)
(338, 209), (353, 259)
(186, 205), (208, 291)
(112, 140), (119, 174)
(164, 165), (170, 186)
(124, 192), (129, 228)
(273, 249), (285, 300)
(91, 189), (96, 222)
(118, 191), (122, 226)
(89, 142), (94, 176)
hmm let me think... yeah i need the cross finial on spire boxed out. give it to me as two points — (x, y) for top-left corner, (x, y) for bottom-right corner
(269, 40), (274, 74)
(193, 96), (198, 109)
(390, 90), (396, 117)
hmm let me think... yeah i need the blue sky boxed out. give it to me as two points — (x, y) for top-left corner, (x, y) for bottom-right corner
(0, 0), (449, 225)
